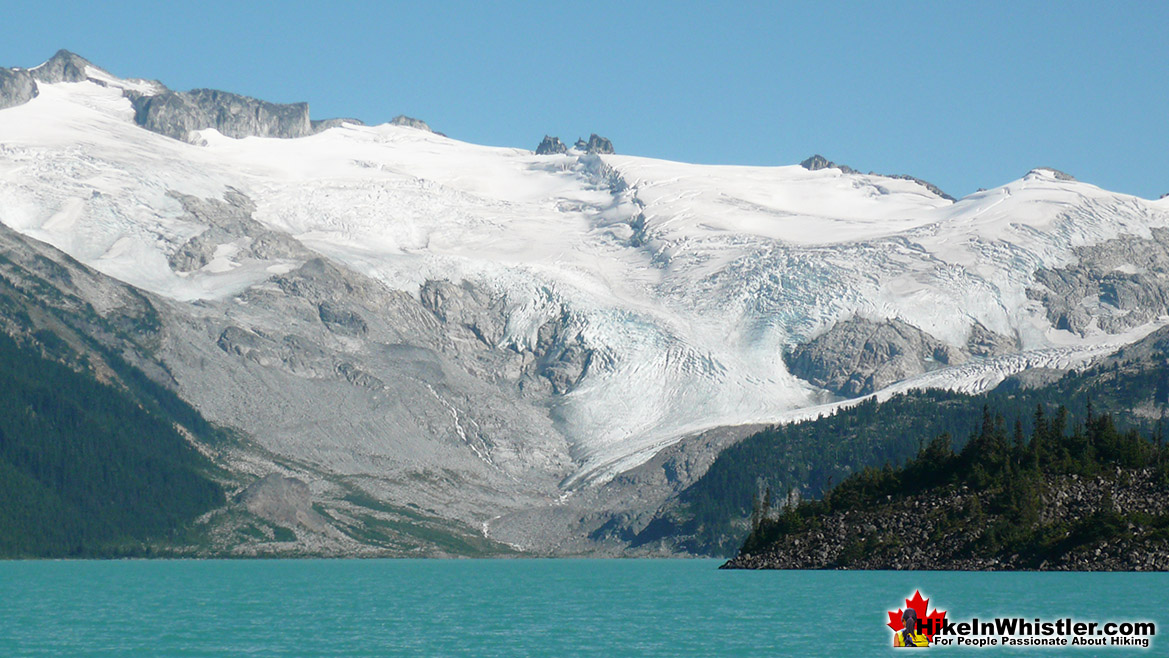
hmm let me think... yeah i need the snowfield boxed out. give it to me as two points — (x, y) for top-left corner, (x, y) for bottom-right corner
(2, 73), (1168, 496)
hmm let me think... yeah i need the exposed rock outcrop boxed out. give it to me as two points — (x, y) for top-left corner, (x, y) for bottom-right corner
(317, 301), (368, 337)
(0, 50), (95, 110)
(418, 279), (597, 395)
(29, 49), (92, 84)
(800, 154), (857, 174)
(530, 312), (594, 394)
(3, 51), (371, 141)
(390, 114), (432, 132)
(166, 188), (306, 272)
(1027, 227), (1169, 335)
(239, 474), (330, 533)
(965, 320), (1018, 357)
(420, 279), (509, 348)
(535, 135), (567, 155)
(127, 88), (312, 142)
(884, 173), (956, 202)
(574, 134), (614, 155)
(785, 317), (963, 397)
(0, 67), (38, 109)
(800, 155), (955, 201)
(311, 117), (364, 132)
(1030, 167), (1076, 181)
(586, 133), (614, 154)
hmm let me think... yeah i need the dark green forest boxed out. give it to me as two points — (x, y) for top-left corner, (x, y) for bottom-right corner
(738, 404), (1168, 565)
(658, 349), (1168, 555)
(0, 332), (224, 557)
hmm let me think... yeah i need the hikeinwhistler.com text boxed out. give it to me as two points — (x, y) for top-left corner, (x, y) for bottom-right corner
(922, 617), (1155, 649)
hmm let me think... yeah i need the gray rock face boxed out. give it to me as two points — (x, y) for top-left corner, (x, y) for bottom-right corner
(966, 320), (1018, 357)
(535, 135), (567, 155)
(1028, 227), (1169, 335)
(318, 301), (368, 336)
(29, 50), (92, 84)
(166, 188), (306, 272)
(127, 88), (312, 141)
(0, 68), (38, 109)
(240, 474), (329, 533)
(585, 134), (614, 154)
(311, 117), (364, 133)
(785, 317), (963, 397)
(8, 51), (370, 142)
(530, 312), (594, 394)
(418, 279), (596, 395)
(573, 134), (614, 154)
(800, 154), (857, 174)
(390, 114), (432, 132)
(420, 279), (509, 347)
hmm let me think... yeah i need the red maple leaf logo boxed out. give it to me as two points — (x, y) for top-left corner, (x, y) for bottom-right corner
(887, 590), (947, 642)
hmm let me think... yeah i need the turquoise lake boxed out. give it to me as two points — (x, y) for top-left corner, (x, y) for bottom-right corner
(0, 559), (1163, 656)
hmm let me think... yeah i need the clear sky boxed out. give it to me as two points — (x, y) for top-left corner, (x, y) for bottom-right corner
(3, 1), (1167, 200)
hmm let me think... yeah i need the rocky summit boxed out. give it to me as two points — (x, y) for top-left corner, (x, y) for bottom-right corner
(573, 133), (615, 154)
(536, 135), (567, 155)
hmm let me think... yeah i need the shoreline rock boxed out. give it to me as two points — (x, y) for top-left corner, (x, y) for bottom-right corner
(722, 467), (1169, 571)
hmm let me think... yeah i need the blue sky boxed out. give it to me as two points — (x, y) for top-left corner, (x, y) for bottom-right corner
(2, 1), (1167, 200)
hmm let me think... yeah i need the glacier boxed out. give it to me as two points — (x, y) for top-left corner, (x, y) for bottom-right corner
(1, 53), (1167, 552)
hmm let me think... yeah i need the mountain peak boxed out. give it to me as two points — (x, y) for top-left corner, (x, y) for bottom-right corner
(572, 134), (615, 155)
(800, 154), (857, 174)
(31, 49), (96, 84)
(535, 135), (567, 155)
(1027, 167), (1076, 182)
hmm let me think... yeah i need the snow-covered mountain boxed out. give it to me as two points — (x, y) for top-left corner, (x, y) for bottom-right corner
(3, 51), (1168, 553)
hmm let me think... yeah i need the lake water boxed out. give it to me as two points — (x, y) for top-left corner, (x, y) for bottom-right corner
(0, 559), (1163, 656)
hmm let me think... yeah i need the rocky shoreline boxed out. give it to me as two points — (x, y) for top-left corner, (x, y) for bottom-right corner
(722, 467), (1169, 571)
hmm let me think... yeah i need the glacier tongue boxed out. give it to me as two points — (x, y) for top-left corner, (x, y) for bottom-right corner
(2, 72), (1169, 516)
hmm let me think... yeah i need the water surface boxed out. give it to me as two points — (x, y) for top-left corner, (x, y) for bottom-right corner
(0, 559), (1163, 656)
